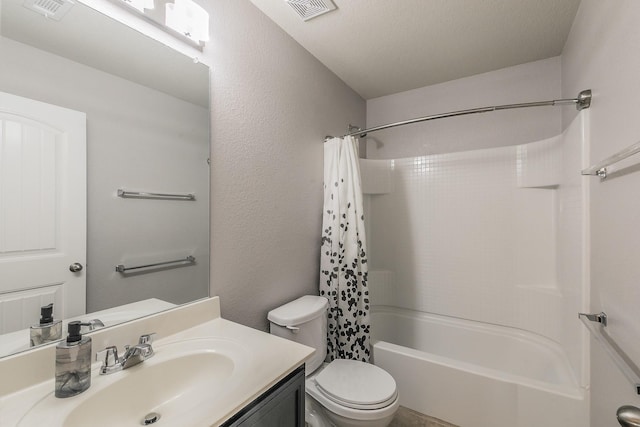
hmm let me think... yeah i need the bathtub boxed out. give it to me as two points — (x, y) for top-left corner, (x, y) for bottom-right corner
(371, 306), (588, 427)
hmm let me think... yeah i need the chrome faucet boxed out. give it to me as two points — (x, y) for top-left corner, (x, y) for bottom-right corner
(80, 319), (105, 334)
(96, 333), (156, 374)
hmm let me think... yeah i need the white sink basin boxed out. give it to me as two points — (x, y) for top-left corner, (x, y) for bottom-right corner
(17, 338), (250, 427)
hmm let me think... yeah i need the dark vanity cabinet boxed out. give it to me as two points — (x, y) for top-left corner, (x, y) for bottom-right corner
(221, 365), (305, 427)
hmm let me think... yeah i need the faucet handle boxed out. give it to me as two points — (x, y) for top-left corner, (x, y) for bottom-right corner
(138, 333), (156, 345)
(137, 333), (156, 360)
(97, 345), (118, 363)
(96, 346), (123, 375)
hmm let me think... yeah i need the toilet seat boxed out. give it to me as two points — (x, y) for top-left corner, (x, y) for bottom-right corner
(314, 359), (397, 409)
(306, 360), (399, 421)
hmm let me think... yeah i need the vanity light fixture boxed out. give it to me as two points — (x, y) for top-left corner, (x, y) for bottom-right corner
(110, 0), (208, 49)
(122, 0), (154, 12)
(165, 0), (209, 43)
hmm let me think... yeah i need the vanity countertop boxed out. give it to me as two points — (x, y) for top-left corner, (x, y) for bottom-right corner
(154, 316), (315, 426)
(0, 297), (314, 427)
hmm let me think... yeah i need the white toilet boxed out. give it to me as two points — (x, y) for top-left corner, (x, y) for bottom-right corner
(268, 295), (399, 427)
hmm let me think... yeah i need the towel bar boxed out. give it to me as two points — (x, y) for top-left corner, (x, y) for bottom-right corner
(115, 256), (196, 273)
(117, 189), (195, 201)
(579, 312), (640, 394)
(582, 140), (640, 179)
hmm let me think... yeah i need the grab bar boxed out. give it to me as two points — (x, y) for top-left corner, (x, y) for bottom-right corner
(579, 312), (640, 394)
(115, 256), (196, 273)
(117, 189), (195, 201)
(582, 140), (640, 179)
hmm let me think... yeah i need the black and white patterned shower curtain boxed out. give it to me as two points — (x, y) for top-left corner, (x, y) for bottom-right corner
(320, 136), (370, 362)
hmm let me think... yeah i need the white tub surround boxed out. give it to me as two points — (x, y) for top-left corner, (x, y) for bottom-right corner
(0, 297), (315, 426)
(372, 306), (588, 427)
(364, 111), (590, 426)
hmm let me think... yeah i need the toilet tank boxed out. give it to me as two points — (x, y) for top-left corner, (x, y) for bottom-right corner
(268, 295), (328, 375)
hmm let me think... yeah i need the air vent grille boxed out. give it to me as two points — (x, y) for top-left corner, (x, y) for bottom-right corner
(285, 0), (336, 21)
(23, 0), (74, 20)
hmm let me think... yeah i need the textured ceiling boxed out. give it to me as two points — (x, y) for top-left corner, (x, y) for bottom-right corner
(250, 0), (581, 99)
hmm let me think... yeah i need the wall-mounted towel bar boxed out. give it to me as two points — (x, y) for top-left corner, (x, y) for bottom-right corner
(582, 140), (640, 179)
(115, 255), (196, 273)
(117, 189), (195, 200)
(579, 312), (640, 394)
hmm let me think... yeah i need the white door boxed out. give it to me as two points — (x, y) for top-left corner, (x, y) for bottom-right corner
(0, 91), (86, 334)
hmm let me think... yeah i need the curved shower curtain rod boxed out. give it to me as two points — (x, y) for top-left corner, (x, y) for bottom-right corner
(324, 89), (592, 141)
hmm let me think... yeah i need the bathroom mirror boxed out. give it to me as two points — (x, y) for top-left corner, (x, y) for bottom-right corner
(0, 0), (210, 358)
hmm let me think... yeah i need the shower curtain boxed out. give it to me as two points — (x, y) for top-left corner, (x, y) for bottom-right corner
(320, 136), (370, 362)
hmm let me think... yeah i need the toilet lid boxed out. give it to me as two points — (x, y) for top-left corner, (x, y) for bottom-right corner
(314, 359), (397, 409)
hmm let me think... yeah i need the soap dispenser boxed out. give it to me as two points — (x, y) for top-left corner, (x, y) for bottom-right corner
(30, 303), (62, 347)
(55, 321), (91, 398)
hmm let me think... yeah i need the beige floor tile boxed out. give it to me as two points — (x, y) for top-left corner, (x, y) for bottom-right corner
(389, 406), (458, 427)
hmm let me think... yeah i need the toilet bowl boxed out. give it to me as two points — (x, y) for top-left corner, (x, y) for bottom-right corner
(268, 295), (399, 427)
(306, 360), (400, 427)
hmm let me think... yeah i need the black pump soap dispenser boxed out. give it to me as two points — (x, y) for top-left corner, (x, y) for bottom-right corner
(30, 303), (62, 347)
(55, 321), (92, 398)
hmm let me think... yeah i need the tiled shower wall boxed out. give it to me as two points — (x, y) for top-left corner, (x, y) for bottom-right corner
(362, 112), (588, 383)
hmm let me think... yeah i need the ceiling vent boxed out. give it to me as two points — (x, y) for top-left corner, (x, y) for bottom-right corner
(23, 0), (74, 21)
(285, 0), (336, 22)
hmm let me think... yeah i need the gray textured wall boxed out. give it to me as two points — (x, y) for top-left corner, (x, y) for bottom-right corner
(204, 1), (366, 330)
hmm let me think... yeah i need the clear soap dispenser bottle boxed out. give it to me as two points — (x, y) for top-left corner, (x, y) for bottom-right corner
(55, 321), (92, 398)
(30, 303), (62, 347)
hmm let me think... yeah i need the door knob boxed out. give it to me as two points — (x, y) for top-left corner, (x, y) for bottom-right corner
(618, 405), (640, 427)
(69, 263), (84, 273)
